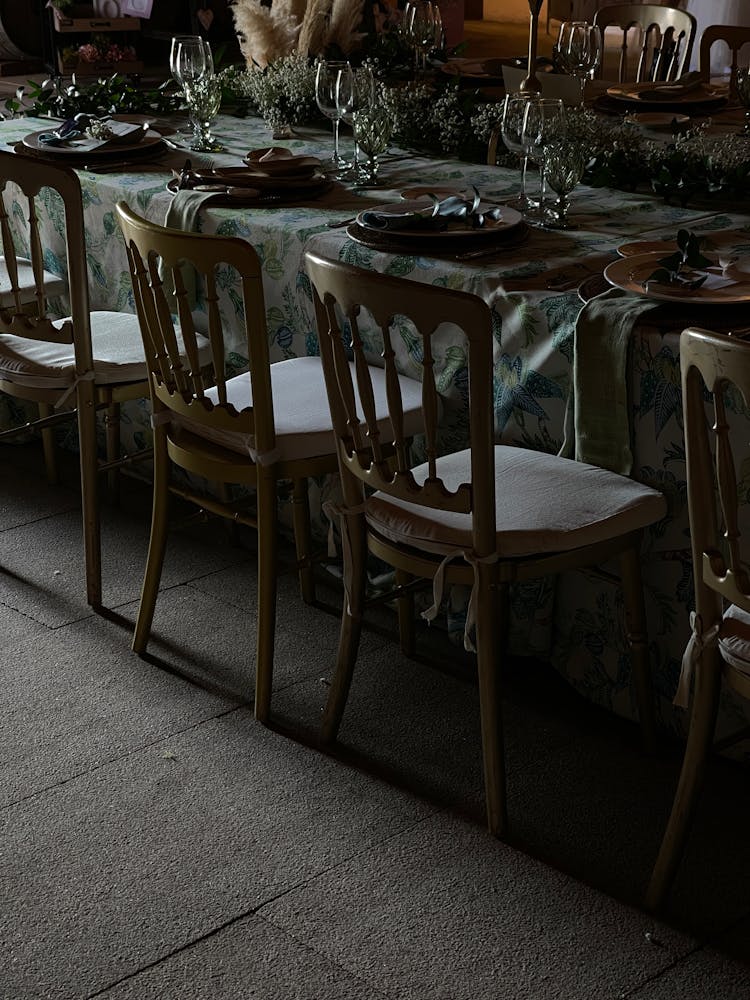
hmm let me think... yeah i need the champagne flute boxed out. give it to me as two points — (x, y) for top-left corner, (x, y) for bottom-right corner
(521, 97), (566, 224)
(563, 22), (602, 107)
(316, 60), (352, 174)
(544, 140), (586, 229)
(501, 91), (540, 211)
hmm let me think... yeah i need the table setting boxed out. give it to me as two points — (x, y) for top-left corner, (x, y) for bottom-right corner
(3, 3), (750, 742)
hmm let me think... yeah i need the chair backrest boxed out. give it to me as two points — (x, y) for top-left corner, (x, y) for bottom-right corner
(0, 149), (91, 367)
(304, 249), (497, 558)
(699, 24), (750, 100)
(115, 201), (275, 456)
(680, 327), (750, 624)
(593, 3), (696, 81)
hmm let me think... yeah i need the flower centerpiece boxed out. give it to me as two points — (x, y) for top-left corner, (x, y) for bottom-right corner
(60, 33), (139, 74)
(232, 0), (367, 68)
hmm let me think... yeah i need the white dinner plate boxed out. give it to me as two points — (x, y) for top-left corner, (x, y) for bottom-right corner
(604, 252), (750, 304)
(356, 199), (523, 241)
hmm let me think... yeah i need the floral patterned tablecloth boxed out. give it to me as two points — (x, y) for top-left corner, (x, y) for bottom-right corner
(6, 113), (750, 741)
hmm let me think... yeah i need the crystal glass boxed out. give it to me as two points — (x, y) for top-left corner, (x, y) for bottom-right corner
(405, 0), (442, 75)
(560, 21), (602, 106)
(501, 91), (540, 211)
(544, 140), (586, 228)
(169, 34), (203, 85)
(316, 60), (352, 174)
(184, 72), (224, 152)
(737, 66), (750, 135)
(174, 37), (213, 90)
(339, 65), (375, 181)
(521, 97), (566, 223)
(352, 108), (392, 185)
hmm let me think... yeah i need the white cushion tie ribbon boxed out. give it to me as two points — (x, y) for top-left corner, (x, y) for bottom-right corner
(674, 611), (721, 709)
(422, 549), (499, 653)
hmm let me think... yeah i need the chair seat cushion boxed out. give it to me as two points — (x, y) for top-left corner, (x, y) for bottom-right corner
(366, 445), (667, 558)
(0, 311), (208, 389)
(0, 258), (66, 307)
(719, 605), (750, 675)
(182, 356), (426, 464)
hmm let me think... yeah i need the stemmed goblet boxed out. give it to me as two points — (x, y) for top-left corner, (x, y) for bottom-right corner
(521, 97), (566, 224)
(560, 21), (602, 107)
(338, 65), (375, 182)
(352, 108), (392, 185)
(316, 60), (353, 176)
(501, 91), (540, 212)
(176, 39), (223, 152)
(543, 140), (586, 229)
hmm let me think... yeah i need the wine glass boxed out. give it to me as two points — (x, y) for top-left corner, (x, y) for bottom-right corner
(169, 34), (203, 85)
(338, 65), (375, 181)
(501, 91), (540, 212)
(174, 37), (213, 90)
(521, 97), (566, 223)
(543, 140), (586, 229)
(405, 1), (441, 75)
(561, 22), (602, 107)
(736, 66), (750, 135)
(316, 60), (352, 175)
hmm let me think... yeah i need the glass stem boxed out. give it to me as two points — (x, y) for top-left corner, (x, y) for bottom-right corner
(333, 118), (341, 165)
(520, 154), (529, 210)
(579, 76), (586, 107)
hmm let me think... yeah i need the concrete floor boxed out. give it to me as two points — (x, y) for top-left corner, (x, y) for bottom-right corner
(2, 439), (750, 999)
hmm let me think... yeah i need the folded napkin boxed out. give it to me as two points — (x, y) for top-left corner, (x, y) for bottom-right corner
(636, 70), (704, 102)
(361, 193), (503, 233)
(560, 287), (654, 475)
(162, 188), (217, 313)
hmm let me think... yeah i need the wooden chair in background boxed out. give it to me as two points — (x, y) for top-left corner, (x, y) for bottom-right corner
(593, 3), (696, 82)
(115, 203), (426, 721)
(647, 328), (750, 909)
(305, 248), (667, 838)
(699, 24), (750, 101)
(0, 151), (151, 607)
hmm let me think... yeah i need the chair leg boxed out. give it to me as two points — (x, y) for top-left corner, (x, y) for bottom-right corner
(77, 395), (102, 608)
(254, 473), (278, 724)
(104, 401), (121, 502)
(321, 513), (367, 745)
(476, 572), (507, 838)
(132, 427), (170, 653)
(619, 542), (656, 752)
(645, 644), (723, 910)
(292, 476), (315, 606)
(38, 402), (59, 486)
(395, 568), (415, 656)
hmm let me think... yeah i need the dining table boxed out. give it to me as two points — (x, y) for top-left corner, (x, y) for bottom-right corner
(3, 102), (750, 743)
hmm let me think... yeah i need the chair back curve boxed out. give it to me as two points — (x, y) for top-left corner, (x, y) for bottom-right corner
(593, 3), (696, 82)
(0, 150), (92, 365)
(115, 200), (276, 459)
(680, 327), (750, 619)
(699, 24), (750, 101)
(304, 248), (497, 556)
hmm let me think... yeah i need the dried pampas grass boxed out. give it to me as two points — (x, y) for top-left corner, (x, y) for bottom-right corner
(326, 0), (367, 55)
(297, 0), (333, 58)
(234, 0), (369, 68)
(232, 0), (301, 68)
